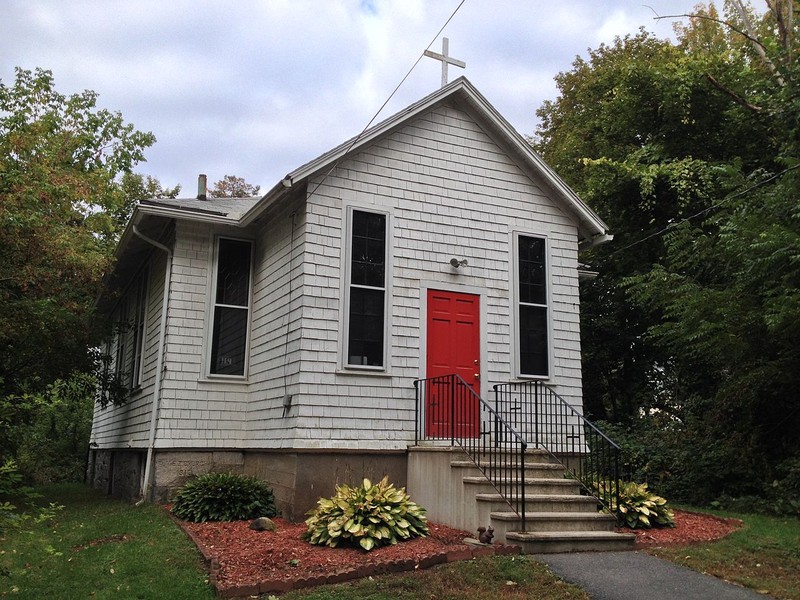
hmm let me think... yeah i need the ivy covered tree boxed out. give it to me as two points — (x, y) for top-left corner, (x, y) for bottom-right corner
(535, 2), (800, 506)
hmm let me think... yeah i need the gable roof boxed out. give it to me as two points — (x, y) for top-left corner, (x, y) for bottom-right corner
(240, 76), (609, 245)
(121, 77), (609, 250)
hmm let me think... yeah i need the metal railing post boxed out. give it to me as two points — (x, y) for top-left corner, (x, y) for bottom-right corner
(413, 379), (420, 444)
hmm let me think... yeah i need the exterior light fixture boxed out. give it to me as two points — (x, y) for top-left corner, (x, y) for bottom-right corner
(449, 258), (468, 269)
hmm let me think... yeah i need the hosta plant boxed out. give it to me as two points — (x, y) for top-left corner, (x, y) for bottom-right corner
(303, 476), (429, 551)
(594, 481), (675, 529)
(171, 472), (277, 523)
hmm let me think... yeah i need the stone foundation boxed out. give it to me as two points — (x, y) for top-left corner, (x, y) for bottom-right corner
(87, 448), (407, 520)
(87, 449), (145, 499)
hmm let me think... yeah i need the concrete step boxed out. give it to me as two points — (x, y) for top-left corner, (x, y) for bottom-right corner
(475, 492), (599, 513)
(451, 460), (565, 478)
(490, 511), (617, 532)
(463, 477), (580, 495)
(505, 530), (636, 553)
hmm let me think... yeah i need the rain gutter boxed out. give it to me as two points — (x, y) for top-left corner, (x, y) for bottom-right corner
(132, 224), (173, 503)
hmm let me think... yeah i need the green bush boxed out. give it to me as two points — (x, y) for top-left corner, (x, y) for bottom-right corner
(171, 472), (277, 523)
(303, 476), (429, 551)
(593, 479), (675, 529)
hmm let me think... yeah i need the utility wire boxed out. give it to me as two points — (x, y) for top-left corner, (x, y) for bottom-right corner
(304, 0), (468, 201)
(607, 163), (800, 256)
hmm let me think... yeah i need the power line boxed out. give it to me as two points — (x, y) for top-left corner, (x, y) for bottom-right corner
(304, 0), (467, 201)
(607, 163), (800, 256)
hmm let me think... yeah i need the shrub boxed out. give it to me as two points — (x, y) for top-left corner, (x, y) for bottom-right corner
(593, 480), (675, 529)
(171, 472), (277, 523)
(303, 476), (429, 551)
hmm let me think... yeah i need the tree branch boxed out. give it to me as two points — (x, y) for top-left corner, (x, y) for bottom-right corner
(705, 73), (764, 112)
(655, 9), (786, 86)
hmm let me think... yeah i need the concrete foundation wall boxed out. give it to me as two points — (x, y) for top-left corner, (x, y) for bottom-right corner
(87, 449), (145, 499)
(407, 446), (480, 532)
(89, 448), (407, 521)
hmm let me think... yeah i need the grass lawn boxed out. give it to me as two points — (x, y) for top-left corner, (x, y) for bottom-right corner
(0, 484), (588, 600)
(4, 485), (799, 600)
(0, 484), (215, 600)
(646, 509), (800, 600)
(278, 556), (589, 600)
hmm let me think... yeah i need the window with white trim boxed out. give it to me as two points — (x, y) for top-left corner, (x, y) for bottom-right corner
(209, 238), (253, 376)
(346, 209), (387, 368)
(517, 235), (549, 377)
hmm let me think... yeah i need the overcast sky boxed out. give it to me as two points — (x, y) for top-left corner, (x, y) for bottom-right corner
(2, 0), (708, 195)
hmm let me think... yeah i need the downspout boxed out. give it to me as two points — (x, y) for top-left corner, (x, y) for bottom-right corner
(132, 224), (173, 503)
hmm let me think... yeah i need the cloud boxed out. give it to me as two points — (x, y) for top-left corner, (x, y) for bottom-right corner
(1, 0), (701, 192)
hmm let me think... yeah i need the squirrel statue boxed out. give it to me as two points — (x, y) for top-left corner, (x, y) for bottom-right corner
(477, 526), (494, 544)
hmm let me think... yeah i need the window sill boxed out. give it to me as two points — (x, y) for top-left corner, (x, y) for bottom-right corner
(336, 368), (393, 378)
(197, 377), (250, 386)
(513, 375), (551, 382)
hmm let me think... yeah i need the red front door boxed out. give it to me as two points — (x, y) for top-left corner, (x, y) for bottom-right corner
(425, 289), (480, 438)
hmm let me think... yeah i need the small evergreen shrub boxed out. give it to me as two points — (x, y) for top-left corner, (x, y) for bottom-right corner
(303, 476), (429, 551)
(171, 472), (277, 523)
(594, 480), (675, 529)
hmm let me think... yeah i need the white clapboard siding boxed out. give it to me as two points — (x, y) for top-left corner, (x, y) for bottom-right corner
(93, 92), (589, 453)
(90, 252), (165, 447)
(284, 101), (585, 448)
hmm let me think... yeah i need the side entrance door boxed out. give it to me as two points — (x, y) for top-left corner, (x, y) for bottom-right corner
(425, 289), (480, 438)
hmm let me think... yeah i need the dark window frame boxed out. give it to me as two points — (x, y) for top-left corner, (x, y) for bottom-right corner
(345, 209), (388, 369)
(208, 237), (253, 378)
(516, 234), (550, 378)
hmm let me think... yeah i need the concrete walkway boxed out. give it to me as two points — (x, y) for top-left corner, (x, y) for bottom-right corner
(535, 551), (769, 600)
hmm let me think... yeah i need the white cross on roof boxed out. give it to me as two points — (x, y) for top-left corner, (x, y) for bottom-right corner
(424, 37), (466, 88)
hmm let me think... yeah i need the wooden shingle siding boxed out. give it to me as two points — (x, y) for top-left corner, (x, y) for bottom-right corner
(93, 96), (589, 454)
(155, 220), (251, 447)
(288, 102), (585, 448)
(89, 253), (165, 446)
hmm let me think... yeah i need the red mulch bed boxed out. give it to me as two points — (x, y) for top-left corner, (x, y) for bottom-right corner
(176, 516), (518, 597)
(617, 509), (742, 548)
(174, 509), (740, 596)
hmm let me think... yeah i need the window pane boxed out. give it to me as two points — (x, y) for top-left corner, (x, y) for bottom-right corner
(519, 236), (546, 305)
(216, 239), (251, 306)
(348, 287), (385, 366)
(130, 274), (147, 387)
(351, 211), (385, 288)
(210, 306), (248, 375)
(520, 305), (548, 376)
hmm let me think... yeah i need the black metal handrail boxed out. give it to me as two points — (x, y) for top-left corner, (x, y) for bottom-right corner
(493, 380), (623, 513)
(414, 374), (529, 530)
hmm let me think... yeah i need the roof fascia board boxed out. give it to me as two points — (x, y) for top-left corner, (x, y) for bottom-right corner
(137, 203), (240, 226)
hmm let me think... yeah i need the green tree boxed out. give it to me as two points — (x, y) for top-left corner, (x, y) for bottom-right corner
(535, 2), (800, 505)
(115, 172), (180, 232)
(209, 174), (260, 198)
(0, 67), (155, 494)
(0, 68), (155, 400)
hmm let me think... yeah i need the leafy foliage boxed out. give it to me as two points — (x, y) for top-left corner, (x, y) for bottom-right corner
(14, 372), (95, 485)
(171, 472), (277, 523)
(0, 68), (155, 401)
(303, 476), (429, 552)
(535, 4), (800, 507)
(0, 459), (61, 533)
(593, 478), (674, 529)
(209, 174), (260, 198)
(0, 67), (156, 524)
